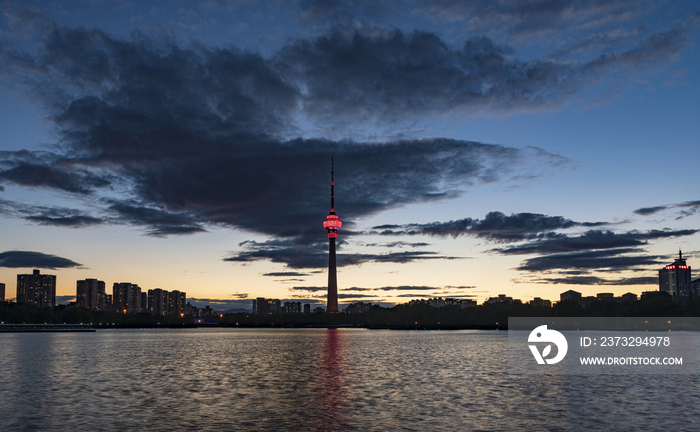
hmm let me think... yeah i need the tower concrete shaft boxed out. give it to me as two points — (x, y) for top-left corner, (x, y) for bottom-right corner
(327, 236), (338, 312)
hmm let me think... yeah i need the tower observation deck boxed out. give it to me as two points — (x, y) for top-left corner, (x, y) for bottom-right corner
(323, 158), (341, 312)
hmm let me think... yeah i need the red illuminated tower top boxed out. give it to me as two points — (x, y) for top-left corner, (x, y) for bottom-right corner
(659, 248), (692, 302)
(323, 158), (342, 238)
(664, 248), (688, 271)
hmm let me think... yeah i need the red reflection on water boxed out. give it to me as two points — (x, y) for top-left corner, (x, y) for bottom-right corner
(316, 328), (346, 431)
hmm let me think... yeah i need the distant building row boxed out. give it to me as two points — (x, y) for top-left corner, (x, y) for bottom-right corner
(0, 269), (195, 316)
(77, 279), (187, 315)
(481, 294), (553, 307)
(251, 298), (374, 314)
(253, 298), (314, 314)
(2, 250), (697, 311)
(485, 251), (699, 306)
(408, 297), (477, 308)
(559, 290), (638, 306)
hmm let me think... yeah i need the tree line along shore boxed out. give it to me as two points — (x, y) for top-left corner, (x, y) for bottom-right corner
(2, 292), (700, 330)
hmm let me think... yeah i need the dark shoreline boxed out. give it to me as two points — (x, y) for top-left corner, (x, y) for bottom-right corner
(2, 291), (697, 331)
(82, 324), (503, 330)
(0, 323), (96, 332)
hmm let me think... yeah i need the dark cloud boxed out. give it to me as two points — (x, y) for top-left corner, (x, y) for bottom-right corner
(42, 26), (298, 137)
(289, 286), (327, 292)
(0, 196), (202, 234)
(363, 241), (431, 248)
(551, 27), (648, 58)
(0, 16), (695, 271)
(494, 229), (698, 255)
(337, 293), (381, 299)
(634, 205), (669, 216)
(0, 250), (82, 269)
(1, 21), (682, 243)
(0, 151), (111, 194)
(297, 1), (653, 41)
(289, 286), (328, 292)
(277, 24), (691, 124)
(106, 200), (206, 237)
(347, 286), (438, 291)
(0, 198), (104, 228)
(1, 104), (553, 240)
(634, 200), (700, 218)
(422, 0), (653, 39)
(375, 211), (606, 241)
(225, 240), (329, 269)
(24, 213), (103, 228)
(288, 291), (382, 300)
(581, 27), (693, 73)
(297, 0), (394, 23)
(226, 239), (463, 269)
(355, 251), (462, 265)
(145, 225), (207, 237)
(395, 293), (477, 298)
(263, 272), (310, 277)
(530, 276), (658, 285)
(516, 248), (663, 272)
(291, 285), (471, 292)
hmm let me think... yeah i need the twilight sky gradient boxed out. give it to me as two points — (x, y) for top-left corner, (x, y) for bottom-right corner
(0, 0), (698, 310)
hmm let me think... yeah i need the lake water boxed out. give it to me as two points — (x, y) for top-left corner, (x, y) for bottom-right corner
(1, 328), (699, 431)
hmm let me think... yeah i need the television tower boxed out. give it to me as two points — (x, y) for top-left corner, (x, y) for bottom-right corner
(323, 158), (342, 313)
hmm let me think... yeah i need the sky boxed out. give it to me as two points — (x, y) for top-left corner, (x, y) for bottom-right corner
(0, 0), (699, 311)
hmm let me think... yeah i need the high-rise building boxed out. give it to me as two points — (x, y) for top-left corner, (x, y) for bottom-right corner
(692, 278), (700, 298)
(168, 290), (186, 315)
(147, 289), (186, 315)
(659, 250), (692, 302)
(282, 301), (302, 313)
(186, 302), (199, 317)
(113, 282), (142, 313)
(76, 279), (106, 311)
(145, 289), (186, 315)
(322, 159), (342, 313)
(148, 288), (168, 315)
(0, 282), (5, 302)
(252, 297), (281, 315)
(16, 270), (56, 308)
